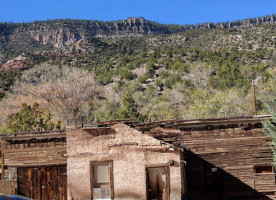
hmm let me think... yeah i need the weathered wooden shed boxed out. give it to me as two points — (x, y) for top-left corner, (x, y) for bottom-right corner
(66, 123), (185, 200)
(0, 130), (67, 200)
(135, 116), (276, 200)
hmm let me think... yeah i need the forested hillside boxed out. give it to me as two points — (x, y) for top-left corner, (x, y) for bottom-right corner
(0, 15), (275, 131)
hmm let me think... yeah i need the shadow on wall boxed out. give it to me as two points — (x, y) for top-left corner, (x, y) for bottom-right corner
(184, 151), (273, 200)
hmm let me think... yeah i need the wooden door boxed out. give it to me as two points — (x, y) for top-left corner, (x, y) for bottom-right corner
(146, 166), (169, 200)
(18, 166), (67, 200)
(204, 165), (224, 200)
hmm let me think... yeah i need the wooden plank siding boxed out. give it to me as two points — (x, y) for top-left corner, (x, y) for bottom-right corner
(180, 127), (275, 199)
(135, 116), (276, 200)
(0, 131), (67, 200)
(1, 131), (67, 177)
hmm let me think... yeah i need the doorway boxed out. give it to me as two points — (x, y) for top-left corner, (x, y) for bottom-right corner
(17, 166), (67, 200)
(204, 165), (224, 200)
(146, 166), (169, 200)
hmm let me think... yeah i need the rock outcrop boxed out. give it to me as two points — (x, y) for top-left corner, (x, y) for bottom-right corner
(0, 15), (275, 50)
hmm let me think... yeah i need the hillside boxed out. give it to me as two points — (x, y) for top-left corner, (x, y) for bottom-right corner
(1, 15), (276, 58)
(0, 15), (275, 130)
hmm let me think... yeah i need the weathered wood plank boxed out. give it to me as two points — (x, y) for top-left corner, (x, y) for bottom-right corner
(142, 117), (275, 199)
(0, 180), (16, 194)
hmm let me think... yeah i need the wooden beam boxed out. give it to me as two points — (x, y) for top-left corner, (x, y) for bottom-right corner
(1, 140), (4, 181)
(0, 131), (66, 141)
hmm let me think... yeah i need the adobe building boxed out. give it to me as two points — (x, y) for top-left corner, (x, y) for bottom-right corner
(66, 116), (275, 200)
(66, 123), (185, 200)
(0, 116), (275, 200)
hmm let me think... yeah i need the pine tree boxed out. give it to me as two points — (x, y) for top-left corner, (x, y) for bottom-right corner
(6, 103), (59, 133)
(262, 97), (276, 166)
(119, 92), (139, 119)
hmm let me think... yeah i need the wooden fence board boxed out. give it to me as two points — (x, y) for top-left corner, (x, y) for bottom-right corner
(0, 180), (16, 194)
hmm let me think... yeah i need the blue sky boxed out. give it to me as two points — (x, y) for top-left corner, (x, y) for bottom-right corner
(1, 0), (276, 25)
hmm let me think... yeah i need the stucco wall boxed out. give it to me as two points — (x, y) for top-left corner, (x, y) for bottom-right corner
(67, 124), (183, 200)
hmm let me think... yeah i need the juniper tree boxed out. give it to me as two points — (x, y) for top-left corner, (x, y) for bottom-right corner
(119, 92), (139, 119)
(6, 103), (58, 133)
(262, 97), (276, 166)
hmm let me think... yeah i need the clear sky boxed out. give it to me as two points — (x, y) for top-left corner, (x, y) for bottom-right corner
(1, 0), (276, 25)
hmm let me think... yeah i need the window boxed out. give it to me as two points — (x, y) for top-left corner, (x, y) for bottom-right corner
(254, 166), (274, 174)
(94, 164), (109, 188)
(91, 161), (113, 200)
(262, 191), (275, 195)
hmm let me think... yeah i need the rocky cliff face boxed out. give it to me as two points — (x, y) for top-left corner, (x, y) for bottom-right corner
(24, 15), (276, 47)
(30, 29), (83, 48)
(180, 15), (276, 30)
(2, 17), (184, 49)
(0, 15), (276, 52)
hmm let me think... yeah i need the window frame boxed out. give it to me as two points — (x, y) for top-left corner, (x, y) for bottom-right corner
(90, 160), (114, 200)
(254, 165), (275, 174)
